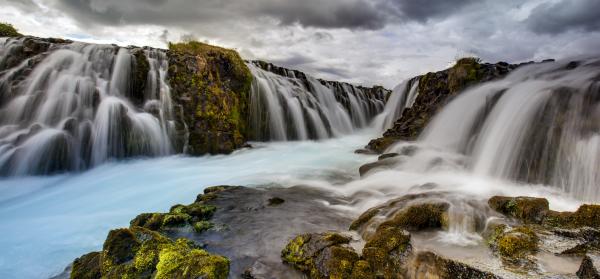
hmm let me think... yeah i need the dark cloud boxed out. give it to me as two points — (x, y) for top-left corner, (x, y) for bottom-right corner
(526, 0), (600, 34)
(379, 0), (477, 22)
(53, 0), (477, 30)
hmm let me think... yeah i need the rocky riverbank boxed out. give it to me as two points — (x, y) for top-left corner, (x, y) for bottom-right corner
(65, 181), (600, 279)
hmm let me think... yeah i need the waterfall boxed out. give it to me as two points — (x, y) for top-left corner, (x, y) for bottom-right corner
(372, 77), (420, 131)
(420, 58), (600, 201)
(247, 61), (386, 141)
(0, 38), (175, 175)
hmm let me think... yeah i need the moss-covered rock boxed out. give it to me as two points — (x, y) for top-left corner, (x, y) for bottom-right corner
(0, 22), (21, 37)
(129, 200), (216, 231)
(380, 202), (450, 231)
(362, 227), (412, 278)
(155, 239), (229, 279)
(193, 221), (214, 233)
(71, 252), (102, 279)
(487, 225), (538, 262)
(488, 196), (549, 224)
(167, 41), (252, 155)
(281, 232), (365, 278)
(70, 226), (229, 279)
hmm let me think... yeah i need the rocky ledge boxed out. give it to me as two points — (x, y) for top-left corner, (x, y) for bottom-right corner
(66, 182), (600, 279)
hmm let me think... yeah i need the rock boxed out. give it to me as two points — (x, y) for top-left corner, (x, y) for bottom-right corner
(362, 227), (412, 277)
(281, 232), (361, 278)
(488, 196), (549, 224)
(129, 201), (216, 231)
(577, 254), (600, 279)
(380, 202), (450, 232)
(487, 225), (538, 263)
(70, 226), (229, 279)
(168, 41), (252, 155)
(358, 157), (401, 177)
(267, 197), (285, 206)
(70, 252), (101, 279)
(407, 251), (501, 279)
(378, 153), (400, 160)
(355, 148), (378, 155)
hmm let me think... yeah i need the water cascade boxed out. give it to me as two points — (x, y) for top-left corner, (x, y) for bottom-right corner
(247, 61), (387, 141)
(420, 58), (600, 201)
(372, 77), (420, 131)
(0, 38), (175, 175)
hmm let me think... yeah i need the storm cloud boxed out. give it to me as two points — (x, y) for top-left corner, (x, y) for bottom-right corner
(1, 0), (599, 88)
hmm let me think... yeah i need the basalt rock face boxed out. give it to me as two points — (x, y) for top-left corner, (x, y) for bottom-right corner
(366, 58), (530, 153)
(167, 41), (253, 155)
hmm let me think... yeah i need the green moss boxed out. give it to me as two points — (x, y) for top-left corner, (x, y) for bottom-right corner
(351, 260), (375, 279)
(162, 213), (191, 227)
(0, 22), (21, 37)
(102, 229), (141, 273)
(155, 239), (229, 279)
(193, 221), (213, 233)
(364, 226), (411, 253)
(130, 213), (165, 231)
(488, 196), (549, 224)
(380, 202), (449, 231)
(495, 226), (538, 259)
(281, 234), (310, 268)
(71, 252), (101, 279)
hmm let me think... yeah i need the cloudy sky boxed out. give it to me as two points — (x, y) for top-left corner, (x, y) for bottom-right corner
(2, 0), (599, 88)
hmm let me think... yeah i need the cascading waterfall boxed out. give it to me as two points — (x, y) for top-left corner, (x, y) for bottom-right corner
(420, 58), (600, 201)
(372, 77), (420, 131)
(247, 61), (386, 141)
(0, 38), (175, 175)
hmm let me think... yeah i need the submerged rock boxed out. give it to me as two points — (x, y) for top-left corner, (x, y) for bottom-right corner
(407, 251), (501, 279)
(577, 254), (600, 279)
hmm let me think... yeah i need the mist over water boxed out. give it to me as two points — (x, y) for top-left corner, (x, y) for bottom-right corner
(0, 132), (377, 279)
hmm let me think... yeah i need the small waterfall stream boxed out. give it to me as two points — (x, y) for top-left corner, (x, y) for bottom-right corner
(247, 62), (386, 141)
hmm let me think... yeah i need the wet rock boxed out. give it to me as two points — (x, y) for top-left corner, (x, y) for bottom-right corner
(380, 202), (450, 232)
(487, 225), (539, 266)
(544, 205), (600, 229)
(378, 153), (400, 160)
(267, 197), (285, 206)
(358, 157), (401, 177)
(407, 251), (501, 279)
(362, 227), (412, 277)
(70, 226), (229, 279)
(281, 232), (360, 278)
(168, 41), (252, 155)
(488, 196), (549, 224)
(355, 148), (378, 155)
(577, 254), (600, 279)
(70, 252), (101, 279)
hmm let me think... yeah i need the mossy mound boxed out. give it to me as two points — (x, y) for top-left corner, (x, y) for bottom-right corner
(488, 196), (600, 229)
(0, 22), (21, 37)
(281, 232), (363, 279)
(129, 202), (216, 231)
(70, 226), (229, 279)
(380, 202), (449, 231)
(488, 196), (549, 224)
(167, 41), (252, 155)
(487, 225), (538, 262)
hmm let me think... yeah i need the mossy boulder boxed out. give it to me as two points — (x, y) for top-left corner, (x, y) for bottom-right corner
(380, 202), (450, 231)
(487, 225), (538, 261)
(70, 226), (229, 279)
(0, 22), (21, 37)
(545, 204), (600, 229)
(362, 227), (412, 278)
(488, 196), (549, 224)
(282, 232), (365, 279)
(129, 201), (216, 231)
(167, 41), (252, 155)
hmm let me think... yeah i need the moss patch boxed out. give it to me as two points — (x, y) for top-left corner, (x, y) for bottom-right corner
(0, 22), (21, 37)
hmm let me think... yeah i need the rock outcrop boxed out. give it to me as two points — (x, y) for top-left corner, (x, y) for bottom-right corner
(168, 41), (253, 154)
(365, 58), (537, 153)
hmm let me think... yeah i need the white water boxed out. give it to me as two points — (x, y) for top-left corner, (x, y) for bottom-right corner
(248, 62), (385, 140)
(372, 78), (419, 131)
(0, 131), (377, 279)
(0, 38), (175, 175)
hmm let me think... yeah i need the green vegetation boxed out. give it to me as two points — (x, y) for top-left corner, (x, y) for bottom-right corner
(0, 22), (21, 37)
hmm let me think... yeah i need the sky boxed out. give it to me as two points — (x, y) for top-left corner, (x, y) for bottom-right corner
(1, 0), (599, 88)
